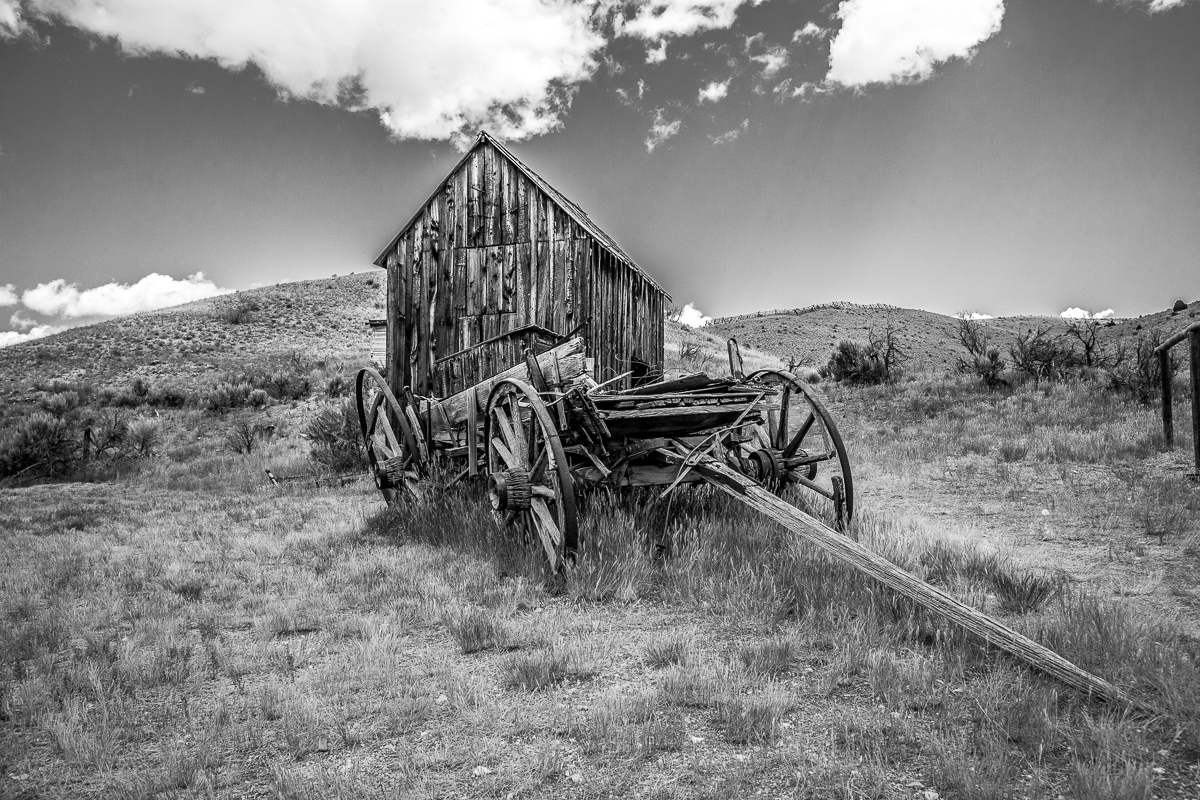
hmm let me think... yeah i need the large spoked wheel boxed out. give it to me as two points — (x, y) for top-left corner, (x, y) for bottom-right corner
(356, 368), (426, 505)
(484, 378), (578, 571)
(744, 369), (854, 524)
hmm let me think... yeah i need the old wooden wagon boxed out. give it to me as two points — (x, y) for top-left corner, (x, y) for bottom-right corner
(352, 134), (1135, 708)
(358, 132), (854, 568)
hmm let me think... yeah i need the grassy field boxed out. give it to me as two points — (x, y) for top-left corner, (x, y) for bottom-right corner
(3, 306), (1200, 798)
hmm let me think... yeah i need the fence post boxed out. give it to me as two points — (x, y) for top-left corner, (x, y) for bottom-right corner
(1162, 349), (1174, 447)
(1190, 329), (1200, 477)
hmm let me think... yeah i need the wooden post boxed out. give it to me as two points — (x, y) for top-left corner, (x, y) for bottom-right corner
(1161, 349), (1173, 447)
(1191, 329), (1200, 476)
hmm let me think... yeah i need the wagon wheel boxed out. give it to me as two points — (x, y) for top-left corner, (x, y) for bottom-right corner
(355, 368), (426, 505)
(485, 378), (578, 571)
(744, 369), (854, 523)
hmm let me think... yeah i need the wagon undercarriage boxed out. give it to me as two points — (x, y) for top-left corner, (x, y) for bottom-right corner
(356, 335), (852, 570)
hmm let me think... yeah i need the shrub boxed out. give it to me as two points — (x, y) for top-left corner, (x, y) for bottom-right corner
(224, 419), (267, 455)
(1009, 326), (1080, 379)
(955, 316), (1008, 388)
(147, 382), (191, 408)
(0, 412), (78, 478)
(39, 391), (80, 416)
(222, 301), (257, 324)
(1107, 329), (1178, 404)
(305, 400), (366, 472)
(126, 418), (162, 458)
(205, 382), (253, 413)
(248, 389), (270, 408)
(824, 340), (889, 384)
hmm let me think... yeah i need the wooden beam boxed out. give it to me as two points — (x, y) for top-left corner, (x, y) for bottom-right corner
(1191, 330), (1200, 476)
(677, 453), (1136, 709)
(1162, 349), (1174, 447)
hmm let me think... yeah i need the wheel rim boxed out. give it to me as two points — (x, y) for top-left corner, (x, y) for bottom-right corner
(485, 378), (578, 571)
(355, 368), (425, 504)
(744, 369), (854, 522)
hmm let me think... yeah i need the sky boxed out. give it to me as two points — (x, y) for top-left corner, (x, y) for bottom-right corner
(1, 0), (1198, 345)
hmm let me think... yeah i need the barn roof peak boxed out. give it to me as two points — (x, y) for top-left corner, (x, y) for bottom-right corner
(372, 131), (666, 297)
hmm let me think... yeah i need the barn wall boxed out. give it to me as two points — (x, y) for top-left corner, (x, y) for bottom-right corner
(385, 141), (665, 397)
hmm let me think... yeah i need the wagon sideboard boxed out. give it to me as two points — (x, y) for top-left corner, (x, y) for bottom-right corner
(373, 131), (671, 401)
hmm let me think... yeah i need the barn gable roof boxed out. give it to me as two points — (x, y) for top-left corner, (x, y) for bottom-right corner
(372, 131), (668, 298)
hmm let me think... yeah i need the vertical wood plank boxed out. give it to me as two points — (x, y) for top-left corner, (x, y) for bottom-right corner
(466, 248), (482, 317)
(468, 150), (481, 247)
(502, 245), (516, 313)
(454, 250), (467, 312)
(515, 241), (530, 324)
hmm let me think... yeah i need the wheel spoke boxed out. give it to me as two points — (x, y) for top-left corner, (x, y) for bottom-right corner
(783, 412), (816, 459)
(494, 401), (524, 464)
(775, 387), (791, 449)
(491, 437), (519, 469)
(375, 408), (403, 454)
(530, 498), (563, 547)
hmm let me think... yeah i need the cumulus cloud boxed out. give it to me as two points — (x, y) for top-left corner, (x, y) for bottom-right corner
(0, 283), (17, 306)
(4, 0), (602, 142)
(0, 0), (19, 36)
(678, 302), (712, 328)
(646, 40), (668, 63)
(645, 109), (681, 152)
(621, 0), (753, 41)
(794, 22), (827, 41)
(186, 82), (205, 95)
(955, 311), (993, 320)
(0, 324), (66, 348)
(827, 0), (1005, 87)
(751, 46), (788, 78)
(697, 79), (729, 103)
(22, 272), (232, 319)
(9, 311), (37, 330)
(1060, 307), (1115, 320)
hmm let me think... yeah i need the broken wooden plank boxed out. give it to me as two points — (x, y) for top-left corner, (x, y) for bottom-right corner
(682, 454), (1136, 709)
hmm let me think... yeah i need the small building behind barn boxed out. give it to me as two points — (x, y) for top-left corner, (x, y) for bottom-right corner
(373, 131), (669, 398)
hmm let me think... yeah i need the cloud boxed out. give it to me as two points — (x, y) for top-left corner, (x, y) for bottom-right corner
(794, 22), (827, 41)
(697, 79), (728, 103)
(186, 82), (205, 94)
(645, 109), (681, 152)
(751, 46), (788, 78)
(826, 0), (1005, 87)
(9, 311), (37, 330)
(955, 311), (993, 320)
(710, 118), (748, 143)
(646, 40), (668, 63)
(0, 0), (21, 36)
(1060, 307), (1115, 320)
(0, 283), (16, 306)
(678, 302), (711, 328)
(620, 0), (754, 41)
(22, 272), (232, 319)
(0, 324), (66, 348)
(6, 0), (603, 142)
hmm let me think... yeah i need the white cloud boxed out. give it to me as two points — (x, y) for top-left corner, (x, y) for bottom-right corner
(678, 302), (711, 328)
(9, 311), (36, 330)
(0, 0), (20, 36)
(793, 22), (827, 41)
(22, 272), (232, 319)
(645, 109), (681, 153)
(646, 40), (668, 63)
(711, 118), (748, 143)
(7, 0), (603, 142)
(0, 324), (65, 348)
(621, 0), (754, 41)
(0, 283), (17, 306)
(186, 82), (205, 95)
(697, 79), (728, 103)
(1147, 0), (1188, 9)
(751, 46), (788, 78)
(826, 0), (1004, 87)
(1060, 307), (1115, 320)
(955, 312), (993, 320)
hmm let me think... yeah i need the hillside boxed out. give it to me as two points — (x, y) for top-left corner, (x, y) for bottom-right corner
(707, 300), (1200, 375)
(0, 271), (386, 393)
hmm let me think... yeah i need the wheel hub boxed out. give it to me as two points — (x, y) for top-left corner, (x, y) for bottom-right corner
(488, 468), (532, 511)
(748, 448), (783, 489)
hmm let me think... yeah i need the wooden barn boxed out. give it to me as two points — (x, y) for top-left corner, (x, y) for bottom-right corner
(373, 131), (669, 400)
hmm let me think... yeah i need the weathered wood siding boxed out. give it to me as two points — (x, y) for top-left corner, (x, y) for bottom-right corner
(432, 327), (560, 397)
(380, 140), (666, 397)
(367, 320), (387, 364)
